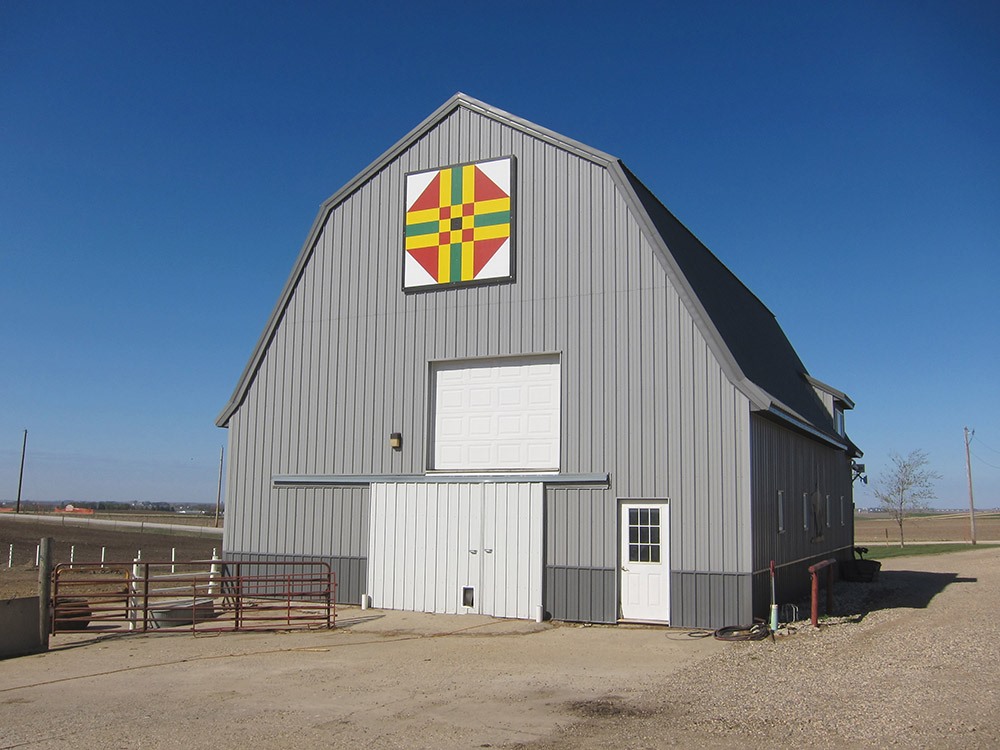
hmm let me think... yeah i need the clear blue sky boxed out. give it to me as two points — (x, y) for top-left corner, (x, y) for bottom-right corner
(2, 1), (998, 509)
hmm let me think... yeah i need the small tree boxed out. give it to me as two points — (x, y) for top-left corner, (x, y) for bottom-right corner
(873, 450), (941, 547)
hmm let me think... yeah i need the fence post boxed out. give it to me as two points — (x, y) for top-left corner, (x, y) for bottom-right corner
(38, 537), (52, 650)
(129, 557), (141, 631)
(208, 552), (221, 595)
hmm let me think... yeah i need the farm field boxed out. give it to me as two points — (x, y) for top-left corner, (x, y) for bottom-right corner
(0, 516), (219, 600)
(854, 511), (999, 544)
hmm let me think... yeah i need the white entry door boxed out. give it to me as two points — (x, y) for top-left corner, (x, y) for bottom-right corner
(619, 501), (670, 622)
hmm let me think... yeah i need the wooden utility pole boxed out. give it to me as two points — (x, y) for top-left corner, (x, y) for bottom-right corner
(964, 426), (977, 545)
(15, 430), (27, 513)
(214, 445), (224, 529)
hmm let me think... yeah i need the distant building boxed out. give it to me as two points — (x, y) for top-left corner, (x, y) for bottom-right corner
(216, 94), (860, 628)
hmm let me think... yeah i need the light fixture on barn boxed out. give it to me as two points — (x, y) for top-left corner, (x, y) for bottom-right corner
(389, 432), (403, 451)
(851, 461), (867, 485)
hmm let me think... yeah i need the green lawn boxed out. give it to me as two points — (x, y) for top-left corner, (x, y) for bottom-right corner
(865, 543), (998, 560)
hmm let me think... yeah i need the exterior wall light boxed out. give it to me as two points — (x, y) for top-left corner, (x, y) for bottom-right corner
(389, 432), (403, 450)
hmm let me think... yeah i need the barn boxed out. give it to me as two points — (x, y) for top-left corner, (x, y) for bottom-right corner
(216, 93), (860, 629)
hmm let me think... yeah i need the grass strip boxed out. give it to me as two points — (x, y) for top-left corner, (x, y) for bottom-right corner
(866, 543), (998, 560)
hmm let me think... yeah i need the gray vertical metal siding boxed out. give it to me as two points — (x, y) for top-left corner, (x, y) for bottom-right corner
(749, 414), (854, 617)
(224, 106), (753, 628)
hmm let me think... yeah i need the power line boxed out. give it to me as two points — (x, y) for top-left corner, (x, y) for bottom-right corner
(971, 436), (1000, 454)
(970, 449), (1000, 471)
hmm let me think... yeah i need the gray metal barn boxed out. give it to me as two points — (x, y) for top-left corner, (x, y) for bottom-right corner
(216, 94), (860, 629)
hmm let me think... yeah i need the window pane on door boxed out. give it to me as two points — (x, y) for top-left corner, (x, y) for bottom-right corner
(627, 508), (661, 563)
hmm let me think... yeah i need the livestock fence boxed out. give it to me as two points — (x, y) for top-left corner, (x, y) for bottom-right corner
(51, 558), (336, 634)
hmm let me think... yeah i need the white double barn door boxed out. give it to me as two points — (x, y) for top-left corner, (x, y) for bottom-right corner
(368, 482), (543, 619)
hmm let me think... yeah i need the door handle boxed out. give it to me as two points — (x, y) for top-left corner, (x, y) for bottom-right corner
(469, 549), (478, 554)
(484, 549), (493, 554)
(621, 566), (629, 572)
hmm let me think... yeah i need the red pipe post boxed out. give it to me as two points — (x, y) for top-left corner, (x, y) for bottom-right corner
(807, 558), (837, 628)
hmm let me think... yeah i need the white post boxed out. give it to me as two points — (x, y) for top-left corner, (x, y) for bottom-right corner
(7, 543), (12, 569)
(129, 557), (141, 631)
(208, 551), (222, 596)
(101, 546), (106, 569)
(70, 545), (75, 569)
(35, 544), (40, 568)
(171, 547), (176, 574)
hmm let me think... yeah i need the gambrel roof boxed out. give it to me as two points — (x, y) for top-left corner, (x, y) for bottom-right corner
(217, 93), (855, 453)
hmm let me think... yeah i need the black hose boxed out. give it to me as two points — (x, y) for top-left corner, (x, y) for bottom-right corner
(713, 622), (772, 641)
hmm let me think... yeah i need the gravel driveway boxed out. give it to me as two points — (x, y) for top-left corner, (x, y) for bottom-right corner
(2, 548), (997, 749)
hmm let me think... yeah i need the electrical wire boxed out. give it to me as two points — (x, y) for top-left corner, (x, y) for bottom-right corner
(970, 449), (1000, 470)
(971, 436), (1000, 454)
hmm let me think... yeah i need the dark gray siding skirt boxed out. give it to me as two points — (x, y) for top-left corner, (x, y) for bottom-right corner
(670, 571), (752, 629)
(545, 566), (616, 624)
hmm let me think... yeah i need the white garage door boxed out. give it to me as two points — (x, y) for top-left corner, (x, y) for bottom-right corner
(432, 356), (560, 471)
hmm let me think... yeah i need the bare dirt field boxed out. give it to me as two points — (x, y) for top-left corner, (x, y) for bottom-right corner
(2, 546), (998, 749)
(854, 511), (999, 544)
(0, 517), (219, 600)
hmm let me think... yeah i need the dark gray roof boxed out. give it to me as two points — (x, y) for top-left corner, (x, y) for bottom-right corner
(621, 166), (850, 448)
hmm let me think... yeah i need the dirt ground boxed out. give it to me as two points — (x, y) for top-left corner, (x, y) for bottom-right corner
(0, 517), (219, 600)
(2, 547), (998, 749)
(854, 511), (999, 544)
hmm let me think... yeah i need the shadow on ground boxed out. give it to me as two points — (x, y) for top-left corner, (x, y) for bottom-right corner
(838, 570), (977, 620)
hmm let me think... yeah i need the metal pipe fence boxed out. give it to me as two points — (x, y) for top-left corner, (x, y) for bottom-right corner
(51, 559), (335, 634)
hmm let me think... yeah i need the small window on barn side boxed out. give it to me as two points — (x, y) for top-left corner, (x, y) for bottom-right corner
(777, 491), (785, 533)
(834, 407), (845, 437)
(803, 492), (809, 531)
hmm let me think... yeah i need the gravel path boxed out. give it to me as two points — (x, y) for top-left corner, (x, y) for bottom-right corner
(1, 547), (997, 749)
(528, 547), (1000, 749)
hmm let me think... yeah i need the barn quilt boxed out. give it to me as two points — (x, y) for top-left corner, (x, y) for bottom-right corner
(403, 157), (513, 289)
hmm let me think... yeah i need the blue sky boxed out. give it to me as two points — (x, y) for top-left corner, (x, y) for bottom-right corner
(1, 1), (998, 509)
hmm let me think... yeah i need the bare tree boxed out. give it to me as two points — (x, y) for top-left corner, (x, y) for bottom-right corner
(873, 450), (941, 547)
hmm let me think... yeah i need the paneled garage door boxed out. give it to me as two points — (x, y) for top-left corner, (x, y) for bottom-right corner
(431, 355), (560, 471)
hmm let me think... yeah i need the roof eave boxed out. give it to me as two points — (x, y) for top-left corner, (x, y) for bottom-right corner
(805, 374), (856, 410)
